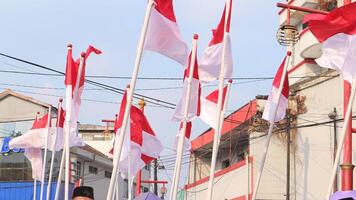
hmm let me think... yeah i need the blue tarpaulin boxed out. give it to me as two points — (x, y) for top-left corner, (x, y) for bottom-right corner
(0, 181), (74, 200)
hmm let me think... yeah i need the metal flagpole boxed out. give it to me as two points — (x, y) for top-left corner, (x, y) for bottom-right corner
(326, 80), (356, 199)
(40, 106), (52, 200)
(33, 112), (40, 200)
(251, 52), (292, 200)
(46, 99), (63, 200)
(54, 147), (65, 200)
(169, 34), (199, 200)
(65, 52), (85, 200)
(106, 1), (155, 199)
(206, 0), (231, 199)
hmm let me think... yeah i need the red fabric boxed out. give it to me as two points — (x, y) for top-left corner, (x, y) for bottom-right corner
(65, 45), (102, 96)
(208, 0), (232, 46)
(57, 108), (66, 128)
(154, 0), (176, 22)
(114, 91), (127, 133)
(272, 56), (289, 98)
(179, 121), (192, 139)
(31, 114), (49, 130)
(305, 2), (356, 42)
(205, 85), (228, 109)
(183, 51), (201, 117)
(141, 154), (155, 164)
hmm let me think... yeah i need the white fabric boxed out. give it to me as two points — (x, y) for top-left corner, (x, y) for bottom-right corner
(144, 8), (189, 66)
(316, 33), (356, 84)
(199, 35), (233, 84)
(141, 131), (163, 158)
(199, 98), (219, 128)
(9, 127), (84, 151)
(24, 148), (43, 181)
(173, 135), (191, 152)
(262, 87), (288, 122)
(172, 78), (200, 121)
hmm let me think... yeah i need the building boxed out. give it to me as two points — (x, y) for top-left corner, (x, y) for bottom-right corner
(184, 1), (356, 200)
(0, 90), (128, 199)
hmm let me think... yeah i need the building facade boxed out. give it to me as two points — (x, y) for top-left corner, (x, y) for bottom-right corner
(184, 1), (356, 200)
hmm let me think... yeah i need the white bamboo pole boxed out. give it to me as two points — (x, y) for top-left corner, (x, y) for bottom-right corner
(206, 1), (231, 199)
(251, 52), (292, 200)
(169, 34), (199, 200)
(40, 106), (52, 200)
(33, 112), (39, 200)
(326, 80), (356, 199)
(54, 147), (65, 200)
(106, 1), (155, 199)
(65, 52), (85, 200)
(246, 154), (250, 200)
(218, 80), (233, 148)
(46, 99), (63, 200)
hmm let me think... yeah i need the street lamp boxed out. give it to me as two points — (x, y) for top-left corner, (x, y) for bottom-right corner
(160, 185), (167, 199)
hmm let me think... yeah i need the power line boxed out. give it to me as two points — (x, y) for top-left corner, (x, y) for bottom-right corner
(0, 52), (176, 109)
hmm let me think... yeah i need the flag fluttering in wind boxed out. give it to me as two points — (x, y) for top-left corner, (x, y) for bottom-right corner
(9, 109), (83, 151)
(262, 57), (289, 122)
(172, 52), (201, 121)
(199, 1), (233, 83)
(9, 115), (50, 180)
(199, 85), (228, 128)
(173, 122), (192, 151)
(64, 45), (101, 147)
(144, 0), (189, 66)
(304, 2), (356, 83)
(110, 92), (163, 178)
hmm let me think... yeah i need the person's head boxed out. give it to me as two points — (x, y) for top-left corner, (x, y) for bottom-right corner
(72, 186), (94, 200)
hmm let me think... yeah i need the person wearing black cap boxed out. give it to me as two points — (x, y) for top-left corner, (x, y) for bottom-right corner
(72, 186), (94, 200)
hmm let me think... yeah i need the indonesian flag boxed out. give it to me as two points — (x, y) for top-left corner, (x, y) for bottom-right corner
(199, 85), (228, 128)
(9, 109), (84, 152)
(172, 52), (201, 121)
(144, 0), (189, 66)
(304, 3), (356, 83)
(110, 92), (163, 178)
(64, 45), (101, 147)
(262, 57), (289, 122)
(9, 114), (50, 181)
(199, 1), (233, 83)
(65, 45), (102, 125)
(173, 121), (192, 151)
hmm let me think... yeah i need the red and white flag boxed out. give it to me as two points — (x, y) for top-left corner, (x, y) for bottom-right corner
(64, 45), (101, 147)
(9, 114), (50, 181)
(262, 57), (289, 122)
(305, 3), (356, 83)
(110, 92), (163, 178)
(9, 109), (84, 152)
(172, 52), (201, 121)
(199, 85), (228, 128)
(199, 1), (233, 83)
(144, 0), (189, 66)
(173, 121), (192, 151)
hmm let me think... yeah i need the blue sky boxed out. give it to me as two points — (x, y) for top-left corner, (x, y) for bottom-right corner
(0, 0), (285, 190)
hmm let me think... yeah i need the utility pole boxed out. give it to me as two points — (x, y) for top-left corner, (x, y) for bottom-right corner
(286, 109), (291, 200)
(154, 159), (158, 195)
(329, 108), (338, 192)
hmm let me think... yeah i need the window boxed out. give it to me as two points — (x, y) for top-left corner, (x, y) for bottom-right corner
(104, 171), (112, 178)
(221, 159), (230, 169)
(88, 166), (98, 174)
(76, 161), (82, 178)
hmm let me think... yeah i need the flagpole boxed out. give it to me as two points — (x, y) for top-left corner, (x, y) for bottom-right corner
(326, 80), (356, 199)
(33, 112), (40, 200)
(219, 79), (233, 145)
(169, 34), (199, 200)
(46, 98), (63, 200)
(127, 88), (132, 200)
(40, 106), (52, 200)
(65, 52), (85, 200)
(206, 0), (231, 198)
(251, 52), (291, 200)
(54, 147), (65, 200)
(106, 1), (155, 199)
